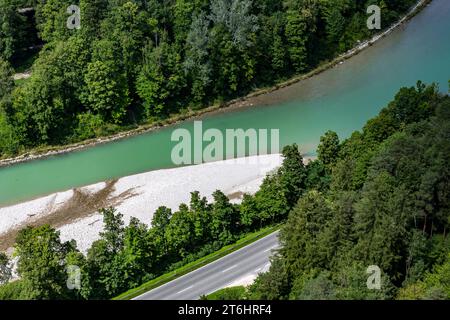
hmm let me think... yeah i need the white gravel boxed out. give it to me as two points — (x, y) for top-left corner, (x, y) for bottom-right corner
(0, 190), (74, 235)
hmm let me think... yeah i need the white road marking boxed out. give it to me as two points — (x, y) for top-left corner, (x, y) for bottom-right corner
(261, 262), (271, 273)
(263, 245), (277, 253)
(176, 285), (194, 295)
(221, 264), (238, 273)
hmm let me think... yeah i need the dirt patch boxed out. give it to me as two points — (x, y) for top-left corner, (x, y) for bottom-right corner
(227, 191), (245, 201)
(13, 71), (32, 80)
(0, 179), (139, 251)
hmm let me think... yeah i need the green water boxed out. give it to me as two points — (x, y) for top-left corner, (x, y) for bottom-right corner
(1, 0), (449, 207)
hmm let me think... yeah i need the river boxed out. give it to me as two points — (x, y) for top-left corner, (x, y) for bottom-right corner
(0, 0), (449, 207)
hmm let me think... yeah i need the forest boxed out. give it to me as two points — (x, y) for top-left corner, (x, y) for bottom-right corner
(0, 0), (418, 157)
(0, 81), (449, 300)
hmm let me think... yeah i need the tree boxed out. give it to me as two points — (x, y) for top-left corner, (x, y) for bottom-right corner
(239, 194), (259, 230)
(269, 12), (288, 74)
(136, 40), (186, 117)
(173, 0), (195, 46)
(0, 0), (27, 61)
(398, 253), (450, 300)
(254, 174), (289, 224)
(0, 252), (11, 285)
(189, 191), (212, 243)
(247, 257), (290, 300)
(317, 130), (340, 168)
(322, 0), (349, 48)
(152, 206), (172, 231)
(101, 1), (147, 82)
(165, 204), (195, 257)
(0, 57), (14, 99)
(15, 225), (76, 299)
(279, 190), (332, 276)
(422, 253), (450, 299)
(82, 60), (130, 123)
(314, 191), (357, 270)
(84, 208), (129, 298)
(0, 108), (20, 156)
(208, 0), (258, 97)
(121, 217), (155, 288)
(284, 1), (316, 72)
(292, 271), (336, 300)
(65, 250), (90, 300)
(150, 206), (172, 263)
(352, 172), (408, 281)
(208, 0), (259, 50)
(278, 143), (307, 208)
(305, 160), (330, 191)
(210, 190), (238, 242)
(35, 0), (73, 43)
(11, 38), (89, 144)
(79, 0), (109, 39)
(333, 261), (394, 300)
(0, 58), (18, 155)
(184, 12), (212, 106)
(99, 207), (125, 255)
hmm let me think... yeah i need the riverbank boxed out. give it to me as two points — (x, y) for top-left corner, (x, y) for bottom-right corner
(0, 0), (430, 168)
(0, 154), (290, 253)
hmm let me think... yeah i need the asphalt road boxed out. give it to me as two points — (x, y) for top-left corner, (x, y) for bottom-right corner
(134, 231), (280, 300)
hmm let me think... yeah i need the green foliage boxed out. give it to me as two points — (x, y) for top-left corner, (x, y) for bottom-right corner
(292, 271), (336, 300)
(247, 257), (291, 300)
(254, 174), (289, 224)
(422, 253), (450, 299)
(283, 0), (316, 73)
(280, 190), (333, 276)
(0, 57), (14, 98)
(249, 83), (450, 300)
(398, 253), (450, 300)
(0, 252), (11, 285)
(14, 225), (78, 300)
(165, 204), (196, 257)
(305, 160), (331, 192)
(136, 41), (186, 117)
(35, 0), (73, 43)
(317, 130), (340, 168)
(332, 262), (394, 300)
(0, 280), (28, 300)
(81, 60), (130, 124)
(0, 57), (21, 156)
(0, 0), (27, 61)
(203, 286), (246, 300)
(240, 194), (259, 229)
(73, 112), (105, 140)
(279, 144), (307, 207)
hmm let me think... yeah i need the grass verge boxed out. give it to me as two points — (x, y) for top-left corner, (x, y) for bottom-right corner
(113, 224), (281, 300)
(202, 286), (247, 300)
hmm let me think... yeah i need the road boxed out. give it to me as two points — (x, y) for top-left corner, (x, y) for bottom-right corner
(134, 231), (280, 300)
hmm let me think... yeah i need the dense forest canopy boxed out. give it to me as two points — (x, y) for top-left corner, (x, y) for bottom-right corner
(246, 81), (450, 300)
(0, 0), (418, 156)
(1, 82), (449, 300)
